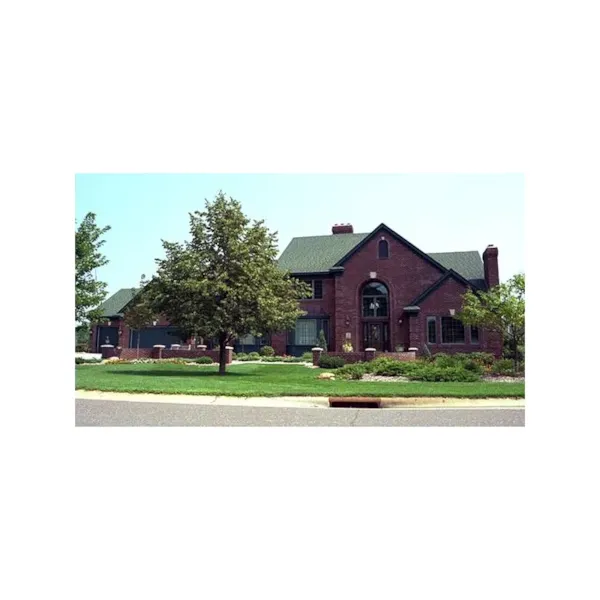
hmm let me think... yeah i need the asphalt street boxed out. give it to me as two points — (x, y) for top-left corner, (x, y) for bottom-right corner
(76, 398), (525, 427)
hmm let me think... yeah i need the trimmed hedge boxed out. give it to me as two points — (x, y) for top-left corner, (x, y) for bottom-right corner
(318, 354), (346, 369)
(492, 359), (515, 375)
(260, 345), (275, 357)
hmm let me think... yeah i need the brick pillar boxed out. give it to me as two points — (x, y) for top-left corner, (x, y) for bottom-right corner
(225, 346), (234, 364)
(100, 344), (117, 359)
(312, 347), (323, 366)
(152, 344), (166, 359)
(408, 314), (422, 351)
(365, 347), (376, 362)
(271, 332), (287, 356)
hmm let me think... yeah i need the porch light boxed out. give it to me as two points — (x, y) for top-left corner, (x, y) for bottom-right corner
(345, 317), (350, 327)
(107, 321), (112, 326)
(153, 320), (158, 326)
(449, 309), (456, 316)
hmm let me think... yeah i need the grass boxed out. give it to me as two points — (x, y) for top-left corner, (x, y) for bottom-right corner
(76, 363), (525, 398)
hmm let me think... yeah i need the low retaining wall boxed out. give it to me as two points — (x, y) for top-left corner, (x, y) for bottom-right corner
(100, 345), (233, 364)
(311, 348), (417, 366)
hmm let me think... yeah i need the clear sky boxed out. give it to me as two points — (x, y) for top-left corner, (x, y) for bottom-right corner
(75, 174), (524, 295)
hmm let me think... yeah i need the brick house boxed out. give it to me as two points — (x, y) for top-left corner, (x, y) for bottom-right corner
(91, 222), (502, 357)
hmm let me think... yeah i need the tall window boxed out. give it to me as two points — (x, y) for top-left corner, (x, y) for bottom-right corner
(294, 319), (318, 345)
(441, 317), (465, 344)
(378, 239), (389, 259)
(470, 326), (480, 344)
(291, 318), (329, 346)
(362, 282), (389, 317)
(427, 317), (437, 344)
(300, 279), (323, 299)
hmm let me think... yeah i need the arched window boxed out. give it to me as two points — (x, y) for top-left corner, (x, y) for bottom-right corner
(378, 239), (389, 259)
(362, 282), (389, 317)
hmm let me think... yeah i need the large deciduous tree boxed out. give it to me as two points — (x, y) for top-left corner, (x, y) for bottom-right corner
(458, 273), (525, 370)
(147, 192), (311, 374)
(75, 212), (111, 324)
(123, 275), (158, 358)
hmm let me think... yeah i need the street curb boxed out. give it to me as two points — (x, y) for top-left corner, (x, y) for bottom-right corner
(75, 390), (523, 409)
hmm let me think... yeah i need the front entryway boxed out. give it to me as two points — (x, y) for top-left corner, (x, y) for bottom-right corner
(362, 322), (389, 351)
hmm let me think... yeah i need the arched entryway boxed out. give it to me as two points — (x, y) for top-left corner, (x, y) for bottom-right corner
(361, 281), (390, 351)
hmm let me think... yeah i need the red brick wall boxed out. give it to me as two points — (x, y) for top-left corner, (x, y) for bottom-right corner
(418, 277), (502, 357)
(333, 230), (444, 352)
(120, 348), (153, 360)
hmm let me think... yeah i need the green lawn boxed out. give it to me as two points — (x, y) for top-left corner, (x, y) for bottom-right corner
(75, 363), (525, 398)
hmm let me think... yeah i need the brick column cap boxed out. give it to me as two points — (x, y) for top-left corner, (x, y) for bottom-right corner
(100, 344), (114, 348)
(197, 345), (207, 350)
(365, 347), (376, 352)
(408, 347), (418, 352)
(225, 346), (234, 350)
(153, 345), (166, 349)
(312, 347), (324, 351)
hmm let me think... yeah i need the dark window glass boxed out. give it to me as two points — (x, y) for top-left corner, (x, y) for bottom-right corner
(362, 282), (389, 317)
(471, 326), (479, 343)
(378, 240), (389, 258)
(441, 317), (465, 343)
(313, 280), (323, 299)
(427, 318), (437, 344)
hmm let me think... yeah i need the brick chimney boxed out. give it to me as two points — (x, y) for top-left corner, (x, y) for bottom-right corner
(332, 223), (354, 234)
(483, 245), (499, 288)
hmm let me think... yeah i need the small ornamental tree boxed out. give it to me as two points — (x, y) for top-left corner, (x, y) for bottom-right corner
(75, 212), (111, 324)
(123, 275), (158, 358)
(458, 273), (525, 371)
(317, 329), (328, 352)
(147, 191), (311, 375)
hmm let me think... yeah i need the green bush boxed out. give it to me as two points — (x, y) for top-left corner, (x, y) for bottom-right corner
(236, 353), (248, 360)
(236, 355), (253, 361)
(469, 352), (495, 367)
(248, 352), (261, 360)
(433, 353), (456, 368)
(491, 359), (515, 376)
(462, 359), (484, 375)
(407, 365), (480, 382)
(336, 363), (368, 380)
(260, 345), (275, 357)
(370, 357), (412, 377)
(301, 352), (313, 362)
(282, 356), (306, 363)
(194, 356), (214, 364)
(260, 356), (282, 362)
(318, 354), (346, 369)
(75, 356), (101, 365)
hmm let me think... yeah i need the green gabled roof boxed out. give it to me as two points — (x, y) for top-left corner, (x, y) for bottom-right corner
(428, 251), (485, 284)
(278, 233), (370, 273)
(278, 232), (485, 283)
(97, 288), (139, 317)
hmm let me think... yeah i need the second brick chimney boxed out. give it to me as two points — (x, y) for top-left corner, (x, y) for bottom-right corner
(332, 223), (354, 234)
(483, 245), (499, 288)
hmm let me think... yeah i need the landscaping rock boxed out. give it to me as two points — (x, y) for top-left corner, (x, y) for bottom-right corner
(361, 374), (409, 383)
(318, 372), (336, 380)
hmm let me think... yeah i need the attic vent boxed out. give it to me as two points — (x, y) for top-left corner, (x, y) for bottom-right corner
(332, 223), (354, 234)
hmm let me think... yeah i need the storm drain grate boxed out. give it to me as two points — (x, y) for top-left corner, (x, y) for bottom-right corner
(329, 397), (381, 409)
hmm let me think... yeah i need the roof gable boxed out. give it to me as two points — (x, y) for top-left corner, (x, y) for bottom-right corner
(97, 288), (139, 317)
(408, 270), (478, 306)
(333, 223), (449, 274)
(278, 232), (369, 274)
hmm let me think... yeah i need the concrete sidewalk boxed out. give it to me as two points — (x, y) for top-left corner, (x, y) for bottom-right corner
(75, 390), (524, 409)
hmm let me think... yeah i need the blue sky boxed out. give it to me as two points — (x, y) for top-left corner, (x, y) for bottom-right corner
(75, 174), (524, 295)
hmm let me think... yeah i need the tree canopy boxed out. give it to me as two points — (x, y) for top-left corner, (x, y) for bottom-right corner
(75, 212), (111, 324)
(458, 273), (525, 368)
(147, 192), (310, 374)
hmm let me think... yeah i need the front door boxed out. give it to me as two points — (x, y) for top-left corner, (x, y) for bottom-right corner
(363, 322), (389, 351)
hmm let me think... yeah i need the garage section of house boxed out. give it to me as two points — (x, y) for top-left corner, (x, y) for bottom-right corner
(130, 326), (186, 348)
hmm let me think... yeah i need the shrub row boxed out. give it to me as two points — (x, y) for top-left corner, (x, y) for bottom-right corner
(75, 357), (102, 364)
(332, 357), (482, 382)
(235, 352), (312, 363)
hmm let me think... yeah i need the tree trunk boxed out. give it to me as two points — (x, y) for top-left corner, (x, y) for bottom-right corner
(137, 330), (140, 359)
(218, 332), (228, 375)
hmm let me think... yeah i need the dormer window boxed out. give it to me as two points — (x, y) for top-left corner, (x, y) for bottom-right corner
(378, 239), (389, 259)
(300, 279), (323, 299)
